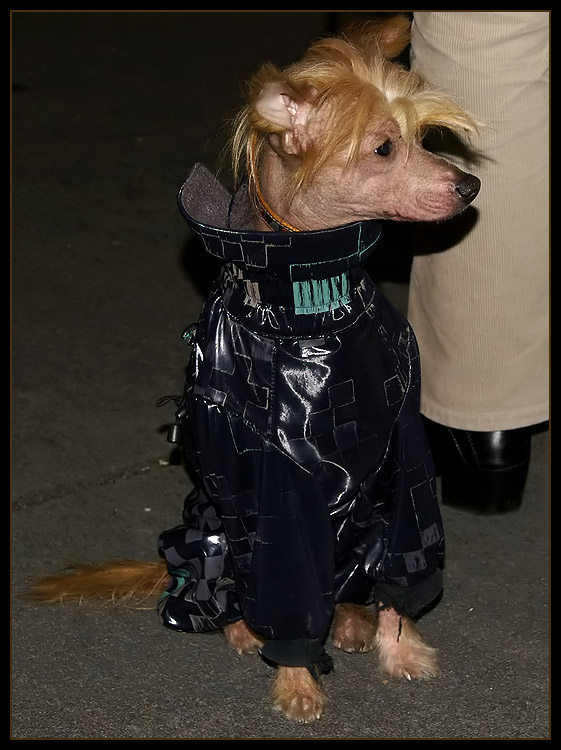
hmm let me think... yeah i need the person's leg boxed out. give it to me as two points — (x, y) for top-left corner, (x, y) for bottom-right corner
(408, 11), (549, 512)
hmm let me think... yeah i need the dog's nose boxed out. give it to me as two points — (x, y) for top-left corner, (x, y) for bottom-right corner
(455, 174), (481, 205)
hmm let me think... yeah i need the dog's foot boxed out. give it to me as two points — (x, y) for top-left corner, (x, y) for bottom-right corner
(223, 619), (264, 655)
(273, 666), (326, 723)
(331, 602), (377, 653)
(376, 607), (439, 680)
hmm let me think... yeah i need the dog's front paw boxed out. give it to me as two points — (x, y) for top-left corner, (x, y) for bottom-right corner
(376, 609), (439, 680)
(273, 666), (326, 723)
(331, 602), (377, 653)
(223, 619), (264, 655)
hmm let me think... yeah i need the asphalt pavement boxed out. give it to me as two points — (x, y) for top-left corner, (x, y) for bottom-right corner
(11, 11), (550, 739)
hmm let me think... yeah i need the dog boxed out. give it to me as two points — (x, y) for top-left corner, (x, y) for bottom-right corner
(34, 15), (480, 723)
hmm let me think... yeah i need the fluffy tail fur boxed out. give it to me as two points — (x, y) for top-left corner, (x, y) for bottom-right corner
(32, 560), (169, 605)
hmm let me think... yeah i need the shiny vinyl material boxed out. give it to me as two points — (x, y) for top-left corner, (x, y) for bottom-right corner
(158, 165), (444, 663)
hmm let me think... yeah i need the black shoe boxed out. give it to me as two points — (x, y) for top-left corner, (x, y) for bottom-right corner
(422, 418), (532, 514)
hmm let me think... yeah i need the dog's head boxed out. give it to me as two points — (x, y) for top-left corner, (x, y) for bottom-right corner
(231, 15), (480, 227)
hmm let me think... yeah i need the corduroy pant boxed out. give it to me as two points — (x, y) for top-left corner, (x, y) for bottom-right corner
(408, 11), (549, 431)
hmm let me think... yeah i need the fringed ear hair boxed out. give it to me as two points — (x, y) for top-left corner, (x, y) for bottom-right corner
(229, 65), (316, 190)
(342, 14), (412, 62)
(373, 14), (412, 60)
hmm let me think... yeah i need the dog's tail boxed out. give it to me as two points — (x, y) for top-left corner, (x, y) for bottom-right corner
(32, 560), (170, 605)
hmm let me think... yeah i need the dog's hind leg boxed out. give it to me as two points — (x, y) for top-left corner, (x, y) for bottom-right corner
(223, 619), (264, 655)
(376, 606), (439, 679)
(331, 602), (377, 653)
(272, 666), (326, 723)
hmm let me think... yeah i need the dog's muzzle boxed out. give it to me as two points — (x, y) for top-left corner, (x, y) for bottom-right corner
(455, 173), (481, 205)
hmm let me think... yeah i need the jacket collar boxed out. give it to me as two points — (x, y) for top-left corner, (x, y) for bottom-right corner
(177, 163), (383, 284)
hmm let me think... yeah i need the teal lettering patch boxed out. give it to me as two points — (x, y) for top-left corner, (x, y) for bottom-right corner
(292, 272), (351, 315)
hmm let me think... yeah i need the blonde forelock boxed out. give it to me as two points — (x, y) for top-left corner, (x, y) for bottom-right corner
(231, 25), (479, 194)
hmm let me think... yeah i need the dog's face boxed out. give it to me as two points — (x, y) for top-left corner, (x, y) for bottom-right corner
(318, 123), (480, 224)
(234, 15), (480, 230)
(258, 90), (480, 225)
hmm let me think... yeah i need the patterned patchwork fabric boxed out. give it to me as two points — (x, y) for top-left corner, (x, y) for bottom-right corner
(158, 165), (444, 657)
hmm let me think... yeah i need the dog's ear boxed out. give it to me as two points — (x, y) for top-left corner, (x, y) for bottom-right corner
(374, 14), (412, 59)
(344, 14), (411, 61)
(254, 81), (313, 156)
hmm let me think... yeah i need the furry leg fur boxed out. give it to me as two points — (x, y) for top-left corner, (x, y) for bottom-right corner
(222, 619), (264, 655)
(273, 666), (327, 723)
(331, 602), (377, 653)
(222, 620), (326, 722)
(376, 606), (439, 679)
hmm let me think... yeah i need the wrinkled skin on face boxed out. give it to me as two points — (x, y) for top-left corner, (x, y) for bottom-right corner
(257, 95), (480, 231)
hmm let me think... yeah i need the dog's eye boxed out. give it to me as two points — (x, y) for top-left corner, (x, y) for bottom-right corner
(374, 140), (393, 157)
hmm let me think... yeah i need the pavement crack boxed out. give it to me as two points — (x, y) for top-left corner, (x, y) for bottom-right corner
(12, 460), (156, 510)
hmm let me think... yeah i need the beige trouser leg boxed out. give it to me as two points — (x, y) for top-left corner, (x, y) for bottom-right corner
(408, 11), (549, 431)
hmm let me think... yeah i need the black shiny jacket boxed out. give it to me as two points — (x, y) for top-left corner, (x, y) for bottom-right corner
(158, 164), (444, 667)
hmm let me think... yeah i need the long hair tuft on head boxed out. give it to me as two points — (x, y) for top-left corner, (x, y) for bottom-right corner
(230, 14), (479, 197)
